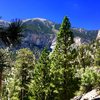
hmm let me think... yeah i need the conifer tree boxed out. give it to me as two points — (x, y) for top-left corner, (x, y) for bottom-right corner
(50, 16), (78, 100)
(15, 48), (35, 100)
(0, 48), (11, 99)
(29, 48), (51, 100)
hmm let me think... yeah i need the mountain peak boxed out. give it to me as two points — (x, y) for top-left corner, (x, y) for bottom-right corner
(32, 18), (47, 21)
(23, 18), (47, 23)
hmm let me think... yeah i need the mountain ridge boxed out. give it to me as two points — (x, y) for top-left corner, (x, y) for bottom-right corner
(0, 18), (99, 51)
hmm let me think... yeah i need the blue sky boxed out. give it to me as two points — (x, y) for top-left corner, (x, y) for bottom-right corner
(0, 0), (100, 30)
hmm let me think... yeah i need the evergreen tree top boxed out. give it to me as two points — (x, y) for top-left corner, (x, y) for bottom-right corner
(60, 16), (71, 30)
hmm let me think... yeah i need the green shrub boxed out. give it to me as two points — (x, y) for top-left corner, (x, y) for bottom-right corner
(81, 67), (100, 92)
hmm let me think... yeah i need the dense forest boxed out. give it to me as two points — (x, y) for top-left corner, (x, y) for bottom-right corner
(0, 16), (100, 100)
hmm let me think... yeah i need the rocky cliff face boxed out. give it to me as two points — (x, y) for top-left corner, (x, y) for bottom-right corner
(72, 28), (98, 43)
(0, 18), (99, 51)
(21, 18), (56, 50)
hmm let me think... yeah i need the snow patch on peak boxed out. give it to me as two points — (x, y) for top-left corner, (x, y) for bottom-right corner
(22, 19), (31, 23)
(32, 18), (47, 21)
(23, 18), (47, 23)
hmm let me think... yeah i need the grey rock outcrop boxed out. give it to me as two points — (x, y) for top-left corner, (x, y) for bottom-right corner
(72, 89), (100, 100)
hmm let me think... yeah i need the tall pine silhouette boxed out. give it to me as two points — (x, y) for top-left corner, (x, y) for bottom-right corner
(50, 16), (78, 100)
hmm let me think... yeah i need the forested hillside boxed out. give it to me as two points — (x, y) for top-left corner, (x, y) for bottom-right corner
(0, 17), (100, 100)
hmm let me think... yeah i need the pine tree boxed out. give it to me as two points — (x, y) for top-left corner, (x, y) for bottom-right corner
(0, 48), (11, 99)
(50, 16), (78, 100)
(29, 48), (51, 100)
(15, 48), (35, 100)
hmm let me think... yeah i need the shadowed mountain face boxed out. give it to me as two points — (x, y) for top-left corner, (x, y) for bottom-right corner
(0, 18), (99, 51)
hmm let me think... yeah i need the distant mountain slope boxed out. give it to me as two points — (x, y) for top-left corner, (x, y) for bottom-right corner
(0, 18), (99, 51)
(0, 20), (9, 27)
(72, 28), (98, 43)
